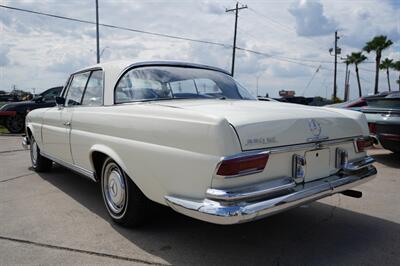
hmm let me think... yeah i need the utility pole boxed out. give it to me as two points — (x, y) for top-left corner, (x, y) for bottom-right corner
(330, 31), (340, 99)
(95, 0), (100, 64)
(226, 2), (247, 77)
(333, 31), (340, 99)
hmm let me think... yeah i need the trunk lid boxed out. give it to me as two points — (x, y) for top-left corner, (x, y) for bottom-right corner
(153, 100), (367, 151)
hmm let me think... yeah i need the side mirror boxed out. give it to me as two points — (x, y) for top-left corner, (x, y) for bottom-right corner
(34, 96), (43, 103)
(55, 96), (65, 106)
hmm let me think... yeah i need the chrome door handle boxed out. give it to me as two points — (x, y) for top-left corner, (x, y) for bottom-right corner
(63, 121), (71, 126)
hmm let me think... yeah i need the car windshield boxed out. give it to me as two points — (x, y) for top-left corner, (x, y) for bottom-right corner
(115, 66), (255, 103)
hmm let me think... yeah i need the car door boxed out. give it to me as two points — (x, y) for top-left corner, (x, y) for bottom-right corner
(41, 72), (90, 163)
(70, 70), (104, 169)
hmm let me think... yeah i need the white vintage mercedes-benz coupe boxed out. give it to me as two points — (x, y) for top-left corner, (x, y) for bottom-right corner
(23, 60), (377, 226)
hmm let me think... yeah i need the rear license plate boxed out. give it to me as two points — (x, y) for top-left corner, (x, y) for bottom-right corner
(305, 148), (330, 182)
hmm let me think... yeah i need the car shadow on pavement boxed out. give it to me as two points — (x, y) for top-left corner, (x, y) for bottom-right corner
(37, 165), (400, 266)
(371, 152), (400, 169)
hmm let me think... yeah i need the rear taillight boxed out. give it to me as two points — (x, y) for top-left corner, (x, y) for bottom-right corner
(379, 133), (400, 141)
(368, 123), (377, 135)
(216, 153), (269, 177)
(355, 137), (374, 152)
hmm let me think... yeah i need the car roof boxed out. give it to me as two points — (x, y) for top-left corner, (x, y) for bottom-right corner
(73, 59), (230, 76)
(71, 60), (231, 106)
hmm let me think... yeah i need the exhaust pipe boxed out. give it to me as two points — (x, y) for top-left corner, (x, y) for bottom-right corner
(370, 135), (380, 146)
(341, 190), (362, 198)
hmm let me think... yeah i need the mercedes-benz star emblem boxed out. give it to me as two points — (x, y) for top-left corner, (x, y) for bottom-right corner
(308, 119), (321, 137)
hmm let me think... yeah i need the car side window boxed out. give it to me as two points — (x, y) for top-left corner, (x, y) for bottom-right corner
(65, 72), (90, 106)
(43, 88), (61, 102)
(82, 70), (103, 106)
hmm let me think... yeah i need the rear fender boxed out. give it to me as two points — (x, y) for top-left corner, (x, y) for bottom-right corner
(88, 144), (165, 203)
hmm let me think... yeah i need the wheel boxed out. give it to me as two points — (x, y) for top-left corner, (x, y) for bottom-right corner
(30, 136), (53, 172)
(5, 115), (25, 134)
(101, 158), (150, 227)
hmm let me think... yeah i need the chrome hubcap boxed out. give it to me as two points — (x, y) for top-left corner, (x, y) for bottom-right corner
(103, 163), (126, 214)
(31, 140), (38, 165)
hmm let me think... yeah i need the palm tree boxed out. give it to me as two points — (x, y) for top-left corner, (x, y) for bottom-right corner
(348, 52), (368, 97)
(343, 55), (352, 100)
(379, 58), (394, 92)
(392, 60), (400, 91)
(363, 35), (393, 94)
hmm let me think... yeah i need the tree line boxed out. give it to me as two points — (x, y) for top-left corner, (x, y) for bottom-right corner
(344, 35), (399, 97)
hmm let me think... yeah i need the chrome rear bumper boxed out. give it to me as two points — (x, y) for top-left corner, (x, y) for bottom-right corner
(22, 136), (30, 150)
(165, 156), (376, 225)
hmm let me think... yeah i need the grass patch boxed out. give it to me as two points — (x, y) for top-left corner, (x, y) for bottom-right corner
(0, 126), (8, 134)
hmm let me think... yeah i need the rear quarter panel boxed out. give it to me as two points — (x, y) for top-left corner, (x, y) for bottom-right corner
(70, 104), (242, 204)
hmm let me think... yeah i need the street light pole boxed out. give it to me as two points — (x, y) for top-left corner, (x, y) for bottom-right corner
(95, 0), (100, 64)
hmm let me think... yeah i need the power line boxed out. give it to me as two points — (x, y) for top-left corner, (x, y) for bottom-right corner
(236, 47), (324, 69)
(236, 25), (339, 64)
(302, 65), (322, 96)
(247, 7), (296, 34)
(0, 4), (354, 71)
(0, 4), (230, 48)
(246, 7), (334, 55)
(245, 7), (377, 65)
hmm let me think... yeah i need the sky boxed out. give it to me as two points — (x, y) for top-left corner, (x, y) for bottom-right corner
(0, 0), (399, 100)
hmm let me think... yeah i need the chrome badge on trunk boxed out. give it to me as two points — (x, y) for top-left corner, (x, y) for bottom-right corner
(307, 119), (328, 142)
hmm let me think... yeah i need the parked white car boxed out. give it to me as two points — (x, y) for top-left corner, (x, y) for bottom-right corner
(23, 60), (377, 226)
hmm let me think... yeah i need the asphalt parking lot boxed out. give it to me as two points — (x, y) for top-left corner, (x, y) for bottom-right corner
(0, 135), (399, 265)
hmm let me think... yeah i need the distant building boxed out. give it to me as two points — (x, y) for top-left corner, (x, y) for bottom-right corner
(279, 90), (296, 97)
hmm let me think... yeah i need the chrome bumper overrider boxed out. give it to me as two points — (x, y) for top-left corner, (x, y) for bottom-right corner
(165, 156), (377, 225)
(22, 136), (30, 150)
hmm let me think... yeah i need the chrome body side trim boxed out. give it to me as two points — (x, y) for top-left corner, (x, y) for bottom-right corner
(267, 136), (359, 154)
(40, 151), (97, 182)
(165, 156), (376, 225)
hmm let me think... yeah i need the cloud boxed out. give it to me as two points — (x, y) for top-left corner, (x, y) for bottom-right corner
(268, 63), (312, 78)
(0, 0), (398, 98)
(0, 45), (10, 66)
(201, 1), (224, 15)
(288, 0), (338, 37)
